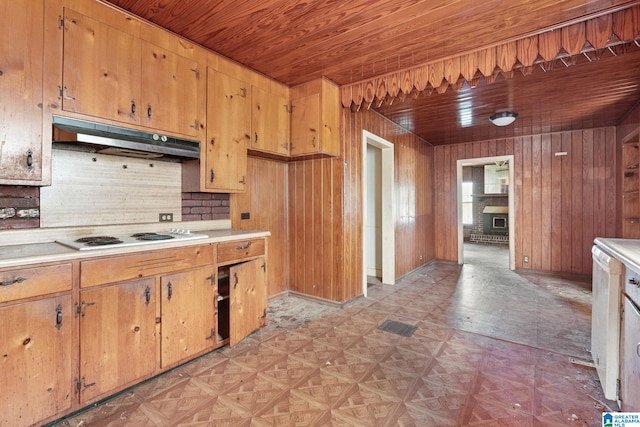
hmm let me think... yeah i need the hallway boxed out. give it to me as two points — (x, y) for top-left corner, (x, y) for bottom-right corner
(50, 254), (608, 426)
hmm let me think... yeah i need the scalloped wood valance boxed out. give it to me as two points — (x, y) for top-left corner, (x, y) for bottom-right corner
(341, 5), (640, 110)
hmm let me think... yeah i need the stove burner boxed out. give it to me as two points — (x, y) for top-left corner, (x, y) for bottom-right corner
(75, 236), (123, 246)
(131, 233), (175, 241)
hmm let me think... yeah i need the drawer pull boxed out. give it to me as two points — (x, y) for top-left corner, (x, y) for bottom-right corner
(237, 242), (251, 250)
(0, 277), (27, 286)
(167, 282), (173, 300)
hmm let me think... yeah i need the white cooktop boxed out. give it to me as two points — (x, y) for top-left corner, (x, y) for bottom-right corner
(56, 229), (209, 251)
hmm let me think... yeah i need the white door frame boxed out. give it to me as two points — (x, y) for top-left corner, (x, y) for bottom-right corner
(362, 130), (395, 297)
(456, 155), (515, 270)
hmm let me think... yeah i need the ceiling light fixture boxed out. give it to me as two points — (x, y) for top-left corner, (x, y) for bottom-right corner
(489, 111), (518, 126)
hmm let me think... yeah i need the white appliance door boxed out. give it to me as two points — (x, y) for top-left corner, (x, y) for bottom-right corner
(591, 245), (623, 401)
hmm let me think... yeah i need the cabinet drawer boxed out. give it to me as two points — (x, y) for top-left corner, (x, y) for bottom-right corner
(0, 263), (72, 303)
(218, 239), (265, 264)
(80, 245), (214, 288)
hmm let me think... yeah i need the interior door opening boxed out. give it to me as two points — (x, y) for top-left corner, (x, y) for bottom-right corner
(362, 130), (395, 297)
(456, 155), (515, 270)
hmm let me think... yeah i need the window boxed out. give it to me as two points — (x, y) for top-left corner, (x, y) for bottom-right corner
(484, 164), (509, 194)
(462, 181), (473, 225)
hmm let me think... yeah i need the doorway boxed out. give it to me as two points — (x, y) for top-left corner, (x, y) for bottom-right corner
(456, 155), (515, 270)
(362, 130), (395, 297)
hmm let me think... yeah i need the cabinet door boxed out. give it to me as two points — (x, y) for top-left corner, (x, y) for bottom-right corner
(622, 297), (640, 411)
(141, 42), (202, 137)
(62, 8), (141, 125)
(0, 295), (73, 426)
(79, 278), (157, 403)
(251, 86), (290, 155)
(161, 267), (216, 368)
(205, 69), (250, 192)
(290, 92), (320, 156)
(230, 257), (266, 347)
(0, 0), (44, 184)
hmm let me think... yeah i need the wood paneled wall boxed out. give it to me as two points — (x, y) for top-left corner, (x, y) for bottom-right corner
(288, 158), (344, 300)
(341, 109), (435, 291)
(286, 108), (435, 303)
(230, 156), (289, 297)
(434, 128), (619, 275)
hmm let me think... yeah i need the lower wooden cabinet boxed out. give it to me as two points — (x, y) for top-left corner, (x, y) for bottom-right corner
(227, 257), (267, 346)
(0, 294), (73, 427)
(161, 266), (217, 368)
(78, 278), (157, 403)
(1, 238), (267, 426)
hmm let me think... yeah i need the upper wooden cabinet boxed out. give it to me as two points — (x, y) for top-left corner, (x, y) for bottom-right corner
(183, 67), (293, 193)
(290, 78), (341, 157)
(141, 42), (203, 136)
(60, 7), (204, 138)
(201, 68), (251, 193)
(61, 8), (140, 126)
(0, 0), (47, 185)
(251, 85), (290, 156)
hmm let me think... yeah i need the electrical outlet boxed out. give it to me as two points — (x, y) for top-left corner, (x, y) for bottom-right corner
(523, 255), (529, 263)
(159, 213), (173, 222)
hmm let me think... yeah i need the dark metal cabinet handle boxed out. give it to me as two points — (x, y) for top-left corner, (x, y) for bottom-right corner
(167, 282), (173, 300)
(78, 301), (95, 317)
(147, 104), (152, 120)
(254, 132), (258, 144)
(206, 274), (216, 285)
(629, 278), (640, 287)
(144, 286), (152, 305)
(26, 150), (33, 169)
(234, 272), (238, 289)
(0, 277), (26, 286)
(55, 304), (63, 330)
(62, 86), (76, 100)
(210, 169), (216, 183)
(130, 99), (136, 117)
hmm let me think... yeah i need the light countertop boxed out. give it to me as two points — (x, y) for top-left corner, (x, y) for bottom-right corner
(0, 221), (269, 268)
(594, 238), (640, 272)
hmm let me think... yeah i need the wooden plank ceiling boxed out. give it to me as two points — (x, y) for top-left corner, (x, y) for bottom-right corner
(105, 0), (640, 145)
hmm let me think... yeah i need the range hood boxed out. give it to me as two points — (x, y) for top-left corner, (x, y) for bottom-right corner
(52, 116), (200, 162)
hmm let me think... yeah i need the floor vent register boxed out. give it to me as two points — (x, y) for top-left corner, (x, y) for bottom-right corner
(378, 320), (417, 337)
